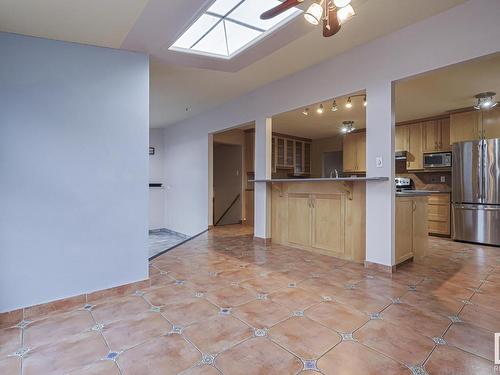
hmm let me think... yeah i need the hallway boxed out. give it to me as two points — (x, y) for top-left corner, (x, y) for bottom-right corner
(1, 225), (498, 374)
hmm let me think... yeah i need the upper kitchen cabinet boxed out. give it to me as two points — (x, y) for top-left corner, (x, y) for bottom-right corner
(395, 125), (408, 152)
(450, 111), (481, 144)
(343, 132), (366, 173)
(422, 118), (451, 152)
(482, 107), (500, 139)
(294, 140), (311, 175)
(407, 123), (423, 170)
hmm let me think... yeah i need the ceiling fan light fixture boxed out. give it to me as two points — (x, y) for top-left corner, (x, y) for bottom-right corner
(317, 103), (324, 114)
(337, 4), (355, 24)
(345, 97), (353, 109)
(333, 0), (351, 7)
(304, 2), (323, 25)
(331, 100), (338, 112)
(302, 108), (309, 116)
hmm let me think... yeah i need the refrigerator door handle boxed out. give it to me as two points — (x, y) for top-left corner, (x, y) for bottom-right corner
(454, 204), (500, 211)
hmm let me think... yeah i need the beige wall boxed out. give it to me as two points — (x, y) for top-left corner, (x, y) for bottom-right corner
(311, 136), (343, 177)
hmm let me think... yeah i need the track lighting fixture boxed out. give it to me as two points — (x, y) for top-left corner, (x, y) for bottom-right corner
(302, 108), (309, 116)
(345, 97), (352, 109)
(331, 100), (338, 112)
(317, 103), (324, 114)
(340, 120), (356, 133)
(363, 96), (367, 107)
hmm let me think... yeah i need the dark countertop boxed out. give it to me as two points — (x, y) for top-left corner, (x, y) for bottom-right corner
(251, 177), (389, 183)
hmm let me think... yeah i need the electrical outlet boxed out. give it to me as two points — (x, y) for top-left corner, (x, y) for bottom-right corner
(440, 176), (446, 183)
(376, 157), (383, 168)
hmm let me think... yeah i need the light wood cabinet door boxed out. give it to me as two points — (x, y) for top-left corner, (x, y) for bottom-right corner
(395, 198), (414, 264)
(439, 118), (451, 151)
(482, 107), (500, 139)
(304, 142), (311, 174)
(343, 133), (357, 172)
(356, 132), (366, 172)
(287, 193), (311, 247)
(422, 121), (440, 153)
(311, 194), (345, 255)
(428, 193), (450, 236)
(412, 196), (429, 261)
(407, 123), (423, 170)
(395, 126), (408, 152)
(450, 111), (480, 144)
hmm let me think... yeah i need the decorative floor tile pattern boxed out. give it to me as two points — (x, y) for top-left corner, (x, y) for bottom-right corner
(3, 225), (499, 374)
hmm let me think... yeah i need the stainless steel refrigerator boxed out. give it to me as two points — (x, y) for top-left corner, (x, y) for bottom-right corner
(452, 138), (500, 246)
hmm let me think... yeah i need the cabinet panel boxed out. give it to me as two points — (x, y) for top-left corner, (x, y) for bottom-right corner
(450, 111), (480, 144)
(428, 193), (450, 236)
(356, 132), (366, 172)
(439, 118), (451, 151)
(395, 198), (414, 264)
(395, 126), (408, 152)
(285, 139), (294, 167)
(287, 194), (311, 247)
(422, 121), (439, 153)
(482, 107), (500, 139)
(312, 194), (345, 255)
(277, 138), (285, 166)
(407, 123), (423, 170)
(304, 143), (311, 173)
(343, 133), (358, 172)
(295, 141), (303, 173)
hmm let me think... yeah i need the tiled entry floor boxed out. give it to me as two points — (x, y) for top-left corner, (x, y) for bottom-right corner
(149, 229), (189, 258)
(1, 225), (499, 374)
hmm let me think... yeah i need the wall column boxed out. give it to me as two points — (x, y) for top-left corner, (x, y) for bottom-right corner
(365, 81), (396, 268)
(254, 117), (272, 240)
(208, 133), (214, 227)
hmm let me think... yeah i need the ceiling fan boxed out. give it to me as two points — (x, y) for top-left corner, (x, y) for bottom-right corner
(260, 0), (355, 38)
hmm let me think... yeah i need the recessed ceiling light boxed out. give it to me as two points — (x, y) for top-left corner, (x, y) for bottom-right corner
(170, 0), (302, 59)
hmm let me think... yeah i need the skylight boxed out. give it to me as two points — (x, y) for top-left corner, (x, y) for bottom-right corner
(170, 0), (302, 59)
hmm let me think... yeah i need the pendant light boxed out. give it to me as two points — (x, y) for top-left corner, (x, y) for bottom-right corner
(304, 2), (324, 25)
(363, 96), (367, 107)
(337, 4), (355, 24)
(474, 92), (497, 110)
(333, 0), (351, 7)
(317, 103), (324, 114)
(345, 97), (352, 109)
(331, 100), (338, 112)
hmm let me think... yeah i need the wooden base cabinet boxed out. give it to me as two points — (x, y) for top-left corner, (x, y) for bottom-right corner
(395, 196), (429, 264)
(427, 193), (451, 236)
(272, 182), (365, 262)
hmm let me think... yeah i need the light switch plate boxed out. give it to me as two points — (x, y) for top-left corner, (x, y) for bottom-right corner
(376, 157), (383, 168)
(440, 176), (446, 183)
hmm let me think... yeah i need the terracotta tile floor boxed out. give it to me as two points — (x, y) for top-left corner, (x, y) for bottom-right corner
(1, 224), (499, 374)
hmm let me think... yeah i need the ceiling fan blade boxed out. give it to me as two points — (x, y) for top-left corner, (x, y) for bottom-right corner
(260, 0), (303, 20)
(323, 5), (341, 37)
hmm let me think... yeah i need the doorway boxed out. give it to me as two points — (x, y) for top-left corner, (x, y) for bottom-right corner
(213, 143), (243, 226)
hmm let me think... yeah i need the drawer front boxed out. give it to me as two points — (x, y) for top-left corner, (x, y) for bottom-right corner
(429, 220), (450, 235)
(428, 204), (450, 221)
(428, 194), (450, 205)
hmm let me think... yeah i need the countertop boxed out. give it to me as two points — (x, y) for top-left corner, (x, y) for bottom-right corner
(251, 177), (389, 183)
(396, 190), (440, 197)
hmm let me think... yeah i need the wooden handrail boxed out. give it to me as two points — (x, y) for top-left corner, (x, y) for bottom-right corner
(215, 194), (241, 226)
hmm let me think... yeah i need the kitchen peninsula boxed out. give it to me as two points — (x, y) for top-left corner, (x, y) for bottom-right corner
(252, 177), (429, 266)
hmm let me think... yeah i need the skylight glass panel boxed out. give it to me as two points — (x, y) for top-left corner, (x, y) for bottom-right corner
(192, 22), (228, 56)
(228, 0), (297, 30)
(224, 20), (261, 55)
(169, 0), (302, 59)
(207, 0), (242, 16)
(172, 14), (219, 49)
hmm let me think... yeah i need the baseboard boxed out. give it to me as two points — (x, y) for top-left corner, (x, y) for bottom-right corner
(253, 236), (272, 245)
(0, 278), (150, 328)
(364, 260), (396, 274)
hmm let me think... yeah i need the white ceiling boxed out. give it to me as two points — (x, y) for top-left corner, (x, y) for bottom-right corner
(273, 91), (366, 140)
(0, 0), (468, 128)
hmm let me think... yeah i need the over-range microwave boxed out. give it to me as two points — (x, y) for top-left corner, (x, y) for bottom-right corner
(423, 152), (452, 168)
